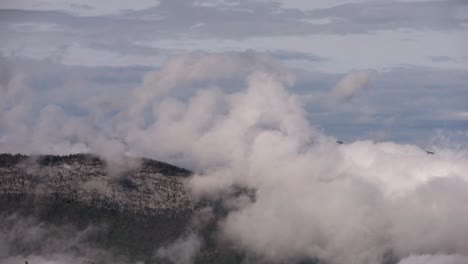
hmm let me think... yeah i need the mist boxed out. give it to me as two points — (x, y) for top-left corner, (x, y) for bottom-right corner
(0, 214), (141, 264)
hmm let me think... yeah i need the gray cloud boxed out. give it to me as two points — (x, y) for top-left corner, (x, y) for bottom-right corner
(1, 0), (466, 65)
(87, 40), (167, 57)
(3, 0), (465, 36)
(266, 50), (329, 62)
(429, 55), (455, 62)
(330, 69), (376, 103)
(306, 0), (468, 33)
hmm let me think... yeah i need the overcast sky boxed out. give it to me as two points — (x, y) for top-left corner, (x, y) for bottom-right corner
(0, 0), (467, 148)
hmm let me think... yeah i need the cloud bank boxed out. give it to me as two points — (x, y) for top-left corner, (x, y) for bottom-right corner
(1, 52), (468, 264)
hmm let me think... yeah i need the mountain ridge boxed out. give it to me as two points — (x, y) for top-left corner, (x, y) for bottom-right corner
(0, 153), (193, 216)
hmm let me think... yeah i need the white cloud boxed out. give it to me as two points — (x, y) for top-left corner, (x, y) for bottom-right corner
(127, 53), (468, 263)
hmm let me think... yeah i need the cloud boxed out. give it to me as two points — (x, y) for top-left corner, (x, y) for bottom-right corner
(128, 51), (292, 117)
(0, 0), (160, 16)
(429, 55), (455, 62)
(264, 50), (329, 62)
(0, 52), (468, 263)
(330, 69), (376, 103)
(125, 53), (468, 263)
(2, 0), (466, 70)
(106, 52), (468, 263)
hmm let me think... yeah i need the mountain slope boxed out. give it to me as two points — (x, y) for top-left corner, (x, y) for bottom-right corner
(0, 153), (195, 263)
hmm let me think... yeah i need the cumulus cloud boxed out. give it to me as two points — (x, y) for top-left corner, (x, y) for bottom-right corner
(176, 74), (468, 262)
(128, 53), (467, 263)
(117, 52), (468, 264)
(1, 52), (468, 264)
(129, 51), (293, 116)
(330, 69), (376, 103)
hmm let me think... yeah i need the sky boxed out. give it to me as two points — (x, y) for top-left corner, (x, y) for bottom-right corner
(0, 0), (467, 148)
